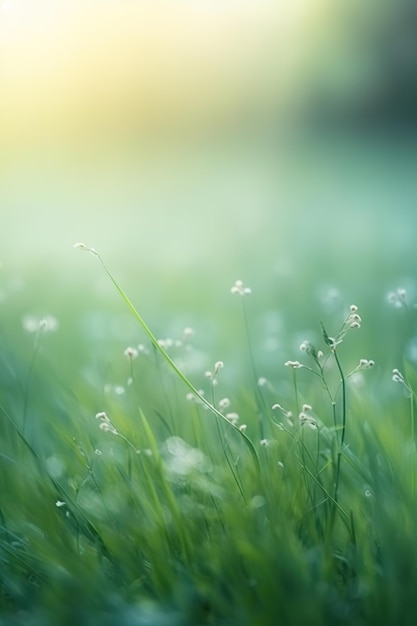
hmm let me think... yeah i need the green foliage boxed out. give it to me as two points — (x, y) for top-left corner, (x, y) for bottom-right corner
(1, 254), (417, 625)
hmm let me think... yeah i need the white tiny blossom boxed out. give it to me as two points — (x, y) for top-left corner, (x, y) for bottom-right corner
(218, 398), (231, 411)
(231, 279), (252, 296)
(387, 288), (408, 308)
(299, 412), (318, 429)
(23, 314), (58, 334)
(225, 412), (239, 425)
(239, 424), (247, 432)
(257, 377), (268, 387)
(284, 360), (303, 368)
(358, 358), (375, 370)
(391, 368), (412, 397)
(124, 346), (138, 359)
(55, 500), (66, 508)
(272, 403), (292, 418)
(99, 421), (118, 434)
(96, 411), (118, 434)
(260, 438), (269, 447)
(213, 361), (224, 375)
(73, 242), (98, 256)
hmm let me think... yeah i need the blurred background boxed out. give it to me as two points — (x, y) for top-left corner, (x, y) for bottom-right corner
(1, 0), (416, 334)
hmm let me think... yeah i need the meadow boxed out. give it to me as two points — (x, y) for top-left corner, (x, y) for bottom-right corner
(2, 213), (417, 625)
(1, 0), (417, 623)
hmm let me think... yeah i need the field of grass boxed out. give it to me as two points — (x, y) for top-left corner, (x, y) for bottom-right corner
(2, 227), (417, 625)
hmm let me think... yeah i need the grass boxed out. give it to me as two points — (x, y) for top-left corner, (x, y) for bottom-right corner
(1, 248), (417, 625)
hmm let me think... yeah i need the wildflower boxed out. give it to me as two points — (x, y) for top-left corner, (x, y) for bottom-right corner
(23, 314), (58, 334)
(73, 242), (98, 256)
(231, 279), (252, 296)
(239, 424), (247, 433)
(284, 360), (303, 368)
(55, 500), (66, 508)
(124, 346), (138, 359)
(218, 397), (231, 411)
(157, 338), (173, 349)
(321, 305), (362, 350)
(213, 361), (224, 375)
(272, 403), (292, 418)
(359, 358), (375, 369)
(299, 412), (318, 430)
(257, 377), (268, 387)
(260, 438), (269, 447)
(99, 421), (118, 434)
(205, 360), (224, 384)
(226, 412), (239, 425)
(95, 411), (118, 435)
(387, 287), (408, 308)
(392, 368), (413, 397)
(299, 404), (317, 429)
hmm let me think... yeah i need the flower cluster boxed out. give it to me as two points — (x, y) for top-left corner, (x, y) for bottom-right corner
(284, 360), (303, 369)
(392, 368), (413, 397)
(205, 360), (224, 385)
(322, 304), (361, 349)
(95, 411), (118, 435)
(299, 404), (318, 430)
(23, 314), (59, 334)
(387, 287), (408, 308)
(231, 280), (251, 296)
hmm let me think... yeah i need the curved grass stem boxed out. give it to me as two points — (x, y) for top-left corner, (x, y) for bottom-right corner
(82, 247), (261, 480)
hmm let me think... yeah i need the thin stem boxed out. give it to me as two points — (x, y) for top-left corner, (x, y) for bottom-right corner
(333, 348), (346, 504)
(22, 327), (42, 435)
(91, 250), (261, 478)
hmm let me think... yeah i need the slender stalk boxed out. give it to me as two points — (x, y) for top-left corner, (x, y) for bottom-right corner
(85, 248), (261, 477)
(22, 326), (42, 434)
(333, 348), (346, 503)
